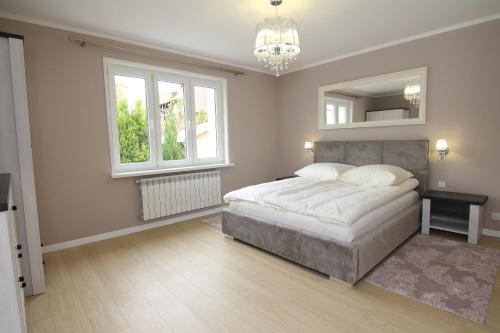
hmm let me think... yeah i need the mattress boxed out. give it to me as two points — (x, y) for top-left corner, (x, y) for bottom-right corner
(224, 177), (419, 226)
(227, 190), (419, 243)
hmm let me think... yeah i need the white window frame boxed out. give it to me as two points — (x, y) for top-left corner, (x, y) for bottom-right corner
(321, 96), (353, 127)
(103, 58), (231, 178)
(190, 78), (226, 165)
(153, 72), (191, 169)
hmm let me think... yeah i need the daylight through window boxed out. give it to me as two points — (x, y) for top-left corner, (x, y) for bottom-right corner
(105, 59), (228, 176)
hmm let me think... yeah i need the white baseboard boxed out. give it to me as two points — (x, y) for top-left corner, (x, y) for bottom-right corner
(42, 207), (222, 253)
(482, 228), (500, 238)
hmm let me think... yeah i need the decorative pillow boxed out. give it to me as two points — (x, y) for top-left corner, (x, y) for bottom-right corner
(294, 163), (355, 180)
(338, 164), (413, 186)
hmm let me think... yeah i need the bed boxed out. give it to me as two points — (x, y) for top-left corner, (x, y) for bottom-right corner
(221, 140), (429, 285)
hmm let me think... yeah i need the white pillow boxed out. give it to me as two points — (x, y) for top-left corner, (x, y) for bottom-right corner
(294, 163), (355, 180)
(338, 164), (413, 187)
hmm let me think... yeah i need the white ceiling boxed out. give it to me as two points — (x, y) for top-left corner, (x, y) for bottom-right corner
(334, 75), (421, 97)
(1, 0), (500, 74)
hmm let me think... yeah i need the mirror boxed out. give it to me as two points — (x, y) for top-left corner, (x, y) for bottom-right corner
(318, 67), (426, 129)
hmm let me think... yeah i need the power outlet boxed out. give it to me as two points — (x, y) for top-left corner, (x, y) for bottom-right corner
(492, 213), (500, 221)
(437, 181), (446, 188)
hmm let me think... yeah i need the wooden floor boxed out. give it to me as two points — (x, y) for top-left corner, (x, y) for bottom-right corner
(26, 219), (500, 333)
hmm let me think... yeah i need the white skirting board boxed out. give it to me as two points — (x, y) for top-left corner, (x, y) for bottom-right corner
(41, 214), (500, 254)
(482, 228), (500, 238)
(42, 207), (222, 253)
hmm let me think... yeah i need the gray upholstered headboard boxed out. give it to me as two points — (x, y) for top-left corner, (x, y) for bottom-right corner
(314, 140), (429, 194)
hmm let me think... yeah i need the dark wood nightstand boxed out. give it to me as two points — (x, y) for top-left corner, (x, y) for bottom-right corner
(422, 190), (488, 244)
(275, 175), (298, 181)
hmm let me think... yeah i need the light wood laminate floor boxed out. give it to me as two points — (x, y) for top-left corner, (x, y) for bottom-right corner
(26, 220), (500, 333)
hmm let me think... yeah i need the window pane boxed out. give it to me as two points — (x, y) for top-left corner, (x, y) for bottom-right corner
(158, 81), (186, 161)
(194, 86), (217, 159)
(338, 105), (347, 124)
(326, 103), (336, 124)
(114, 75), (150, 164)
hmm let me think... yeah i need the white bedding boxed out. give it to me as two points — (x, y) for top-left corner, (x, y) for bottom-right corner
(228, 191), (419, 242)
(223, 177), (419, 226)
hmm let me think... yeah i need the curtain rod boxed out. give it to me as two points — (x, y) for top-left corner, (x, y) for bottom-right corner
(68, 35), (246, 76)
(0, 31), (24, 40)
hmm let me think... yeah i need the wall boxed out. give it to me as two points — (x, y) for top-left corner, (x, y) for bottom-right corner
(1, 16), (500, 244)
(324, 92), (419, 123)
(0, 18), (280, 245)
(276, 19), (500, 230)
(368, 94), (419, 118)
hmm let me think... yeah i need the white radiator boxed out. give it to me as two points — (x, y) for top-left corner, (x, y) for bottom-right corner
(138, 171), (221, 221)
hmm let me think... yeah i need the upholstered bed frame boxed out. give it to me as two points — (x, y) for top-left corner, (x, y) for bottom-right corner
(222, 140), (429, 285)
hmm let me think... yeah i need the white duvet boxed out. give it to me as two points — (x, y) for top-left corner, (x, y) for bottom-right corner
(224, 177), (419, 226)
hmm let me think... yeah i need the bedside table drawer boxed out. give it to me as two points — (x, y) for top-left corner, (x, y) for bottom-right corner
(431, 201), (469, 219)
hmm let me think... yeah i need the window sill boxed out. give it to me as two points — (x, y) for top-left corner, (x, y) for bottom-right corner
(111, 162), (234, 179)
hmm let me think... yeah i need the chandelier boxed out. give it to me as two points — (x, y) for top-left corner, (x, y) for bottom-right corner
(254, 0), (300, 76)
(403, 83), (421, 107)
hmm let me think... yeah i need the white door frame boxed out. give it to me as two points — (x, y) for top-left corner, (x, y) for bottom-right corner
(9, 37), (45, 295)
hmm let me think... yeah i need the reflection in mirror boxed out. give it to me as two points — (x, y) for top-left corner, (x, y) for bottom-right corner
(318, 67), (426, 129)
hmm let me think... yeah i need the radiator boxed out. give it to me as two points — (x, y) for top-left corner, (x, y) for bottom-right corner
(137, 170), (221, 221)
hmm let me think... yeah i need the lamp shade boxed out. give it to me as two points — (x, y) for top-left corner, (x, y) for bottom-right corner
(304, 141), (313, 150)
(403, 83), (421, 107)
(436, 139), (448, 151)
(254, 16), (300, 76)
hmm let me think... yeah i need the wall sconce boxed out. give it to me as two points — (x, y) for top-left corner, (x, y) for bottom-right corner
(436, 139), (449, 159)
(304, 141), (314, 155)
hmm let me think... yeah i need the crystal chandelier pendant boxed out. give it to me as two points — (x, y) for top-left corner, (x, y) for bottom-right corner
(254, 0), (300, 76)
(404, 83), (421, 107)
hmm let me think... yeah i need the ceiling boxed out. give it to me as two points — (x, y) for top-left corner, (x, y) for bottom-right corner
(333, 75), (421, 97)
(1, 0), (500, 74)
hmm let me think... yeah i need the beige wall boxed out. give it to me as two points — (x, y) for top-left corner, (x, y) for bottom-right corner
(368, 94), (419, 118)
(2, 17), (500, 244)
(0, 18), (279, 245)
(276, 19), (500, 230)
(324, 92), (419, 122)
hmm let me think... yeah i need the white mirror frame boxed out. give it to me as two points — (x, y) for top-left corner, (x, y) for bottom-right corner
(318, 67), (427, 130)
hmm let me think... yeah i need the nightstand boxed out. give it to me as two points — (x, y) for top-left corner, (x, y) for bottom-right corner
(422, 190), (488, 244)
(276, 175), (297, 181)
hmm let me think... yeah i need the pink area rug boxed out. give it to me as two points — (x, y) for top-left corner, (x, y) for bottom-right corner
(365, 234), (500, 323)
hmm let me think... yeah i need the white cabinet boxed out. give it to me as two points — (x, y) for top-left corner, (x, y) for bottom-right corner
(0, 175), (27, 333)
(0, 35), (45, 295)
(366, 108), (409, 121)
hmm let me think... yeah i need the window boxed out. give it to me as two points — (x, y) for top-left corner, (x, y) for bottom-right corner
(104, 58), (229, 176)
(323, 97), (353, 126)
